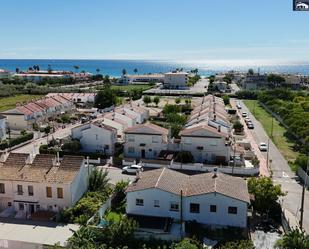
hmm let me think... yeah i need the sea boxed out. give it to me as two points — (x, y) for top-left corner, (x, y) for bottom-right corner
(1, 59), (309, 77)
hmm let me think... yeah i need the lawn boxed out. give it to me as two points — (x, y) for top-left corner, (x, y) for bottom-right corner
(0, 94), (44, 112)
(244, 100), (300, 171)
(111, 84), (153, 92)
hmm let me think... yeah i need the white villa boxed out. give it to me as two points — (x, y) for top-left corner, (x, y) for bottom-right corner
(124, 123), (169, 160)
(126, 168), (250, 228)
(0, 153), (88, 218)
(163, 71), (189, 89)
(121, 74), (164, 84)
(71, 122), (117, 155)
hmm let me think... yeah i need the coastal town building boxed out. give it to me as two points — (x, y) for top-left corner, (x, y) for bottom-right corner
(47, 93), (96, 105)
(163, 71), (189, 89)
(0, 153), (88, 217)
(126, 168), (250, 228)
(241, 74), (268, 90)
(120, 74), (164, 84)
(0, 69), (11, 79)
(124, 123), (169, 160)
(71, 122), (117, 155)
(1, 95), (73, 130)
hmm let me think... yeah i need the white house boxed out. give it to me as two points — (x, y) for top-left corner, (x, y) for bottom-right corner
(0, 115), (7, 141)
(126, 168), (250, 228)
(121, 74), (164, 85)
(0, 153), (88, 216)
(124, 123), (169, 159)
(0, 69), (11, 79)
(163, 71), (189, 89)
(180, 123), (230, 164)
(71, 122), (117, 155)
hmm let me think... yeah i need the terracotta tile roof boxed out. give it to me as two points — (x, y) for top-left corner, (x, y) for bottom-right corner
(16, 106), (33, 116)
(0, 154), (84, 184)
(124, 123), (168, 135)
(127, 168), (250, 203)
(180, 123), (227, 137)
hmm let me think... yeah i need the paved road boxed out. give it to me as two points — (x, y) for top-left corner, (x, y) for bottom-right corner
(237, 99), (309, 233)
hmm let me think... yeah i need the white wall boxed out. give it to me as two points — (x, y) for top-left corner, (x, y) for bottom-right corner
(0, 118), (6, 141)
(164, 73), (188, 89)
(126, 188), (248, 228)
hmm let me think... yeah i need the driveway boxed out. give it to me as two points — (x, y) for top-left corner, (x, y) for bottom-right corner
(233, 99), (309, 233)
(97, 165), (136, 185)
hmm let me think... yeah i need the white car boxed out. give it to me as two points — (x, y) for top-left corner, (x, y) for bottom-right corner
(242, 112), (247, 117)
(122, 164), (143, 174)
(259, 142), (268, 152)
(296, 2), (309, 9)
(244, 117), (251, 123)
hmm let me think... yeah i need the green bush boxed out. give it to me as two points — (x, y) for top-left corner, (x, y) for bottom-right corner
(0, 132), (34, 150)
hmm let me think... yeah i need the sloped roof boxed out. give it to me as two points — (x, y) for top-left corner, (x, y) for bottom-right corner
(124, 123), (168, 135)
(126, 168), (250, 203)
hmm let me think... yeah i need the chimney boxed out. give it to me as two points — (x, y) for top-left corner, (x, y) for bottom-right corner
(218, 125), (221, 132)
(213, 114), (216, 121)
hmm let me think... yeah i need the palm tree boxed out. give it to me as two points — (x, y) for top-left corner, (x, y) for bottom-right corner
(275, 229), (309, 249)
(88, 168), (110, 192)
(133, 68), (138, 74)
(15, 68), (20, 74)
(69, 226), (95, 248)
(96, 68), (100, 75)
(122, 69), (127, 75)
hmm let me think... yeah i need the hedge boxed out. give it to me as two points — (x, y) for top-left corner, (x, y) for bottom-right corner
(0, 132), (34, 150)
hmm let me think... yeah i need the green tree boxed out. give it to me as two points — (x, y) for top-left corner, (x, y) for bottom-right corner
(175, 98), (181, 104)
(96, 68), (100, 75)
(143, 95), (152, 106)
(233, 120), (244, 133)
(248, 69), (254, 75)
(62, 140), (81, 152)
(222, 95), (230, 105)
(248, 177), (285, 218)
(133, 68), (138, 74)
(153, 96), (160, 107)
(95, 85), (116, 109)
(173, 238), (201, 249)
(88, 168), (110, 192)
(275, 228), (309, 249)
(122, 69), (127, 75)
(69, 226), (95, 248)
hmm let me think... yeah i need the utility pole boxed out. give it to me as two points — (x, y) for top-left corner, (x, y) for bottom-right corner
(300, 155), (309, 230)
(270, 116), (274, 139)
(266, 138), (270, 170)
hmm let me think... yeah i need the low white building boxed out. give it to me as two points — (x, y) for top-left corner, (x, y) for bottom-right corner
(0, 69), (11, 79)
(121, 74), (164, 84)
(0, 153), (88, 216)
(126, 168), (250, 228)
(0, 115), (6, 141)
(71, 122), (117, 155)
(124, 123), (169, 159)
(180, 123), (230, 164)
(163, 71), (189, 89)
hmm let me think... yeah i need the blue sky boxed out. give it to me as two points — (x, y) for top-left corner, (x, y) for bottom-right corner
(0, 0), (308, 62)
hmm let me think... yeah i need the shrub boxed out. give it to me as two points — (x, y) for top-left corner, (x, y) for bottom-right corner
(233, 121), (244, 133)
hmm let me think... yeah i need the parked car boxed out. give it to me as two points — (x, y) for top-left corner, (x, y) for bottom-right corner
(244, 117), (251, 123)
(236, 104), (242, 109)
(242, 112), (247, 117)
(122, 165), (143, 174)
(259, 142), (268, 151)
(247, 122), (254, 129)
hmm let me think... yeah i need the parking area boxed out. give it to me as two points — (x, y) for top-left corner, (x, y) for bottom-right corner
(97, 165), (136, 185)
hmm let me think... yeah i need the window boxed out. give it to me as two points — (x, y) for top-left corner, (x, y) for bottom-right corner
(136, 199), (144, 206)
(8, 202), (12, 207)
(127, 135), (135, 142)
(152, 136), (159, 143)
(28, 186), (34, 196)
(19, 203), (24, 210)
(17, 185), (23, 195)
(128, 147), (135, 154)
(154, 200), (160, 207)
(170, 202), (179, 212)
(46, 187), (52, 198)
(210, 140), (218, 146)
(95, 134), (98, 140)
(210, 205), (217, 213)
(190, 203), (200, 213)
(0, 183), (5, 194)
(228, 206), (238, 214)
(57, 188), (64, 199)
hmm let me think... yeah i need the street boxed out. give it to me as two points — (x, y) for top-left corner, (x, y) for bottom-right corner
(236, 99), (309, 233)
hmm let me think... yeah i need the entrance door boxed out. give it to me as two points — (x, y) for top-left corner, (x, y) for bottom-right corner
(141, 149), (146, 158)
(29, 204), (35, 214)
